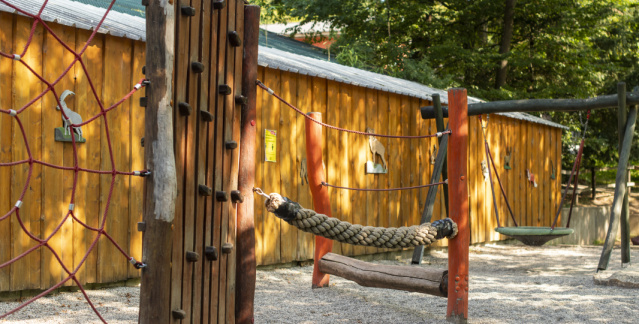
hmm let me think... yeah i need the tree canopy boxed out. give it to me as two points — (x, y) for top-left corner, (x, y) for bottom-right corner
(257, 0), (639, 167)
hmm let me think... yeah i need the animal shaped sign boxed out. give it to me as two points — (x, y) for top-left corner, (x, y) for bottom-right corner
(54, 90), (85, 143)
(365, 128), (387, 174)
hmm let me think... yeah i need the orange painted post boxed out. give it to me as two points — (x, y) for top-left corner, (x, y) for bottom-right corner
(305, 112), (334, 288)
(446, 88), (469, 323)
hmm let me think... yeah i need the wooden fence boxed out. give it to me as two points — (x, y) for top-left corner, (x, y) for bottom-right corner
(252, 67), (564, 265)
(0, 13), (145, 292)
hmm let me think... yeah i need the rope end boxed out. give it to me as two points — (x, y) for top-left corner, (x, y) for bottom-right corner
(129, 257), (146, 269)
(9, 109), (17, 117)
(12, 54), (20, 61)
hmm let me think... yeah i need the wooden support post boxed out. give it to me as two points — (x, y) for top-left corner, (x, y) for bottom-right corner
(411, 133), (449, 264)
(318, 253), (448, 297)
(139, 1), (177, 323)
(446, 88), (469, 323)
(235, 5), (260, 324)
(598, 104), (637, 271)
(305, 112), (334, 288)
(618, 83), (631, 265)
(434, 94), (450, 217)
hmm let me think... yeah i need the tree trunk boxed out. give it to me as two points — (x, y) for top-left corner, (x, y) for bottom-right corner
(495, 0), (517, 89)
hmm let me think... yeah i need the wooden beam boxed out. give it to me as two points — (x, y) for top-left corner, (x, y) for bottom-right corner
(305, 112), (334, 288)
(139, 1), (177, 323)
(446, 88), (469, 323)
(618, 83), (631, 265)
(598, 105), (638, 271)
(318, 253), (448, 297)
(235, 5), (260, 324)
(420, 91), (639, 118)
(411, 133), (448, 265)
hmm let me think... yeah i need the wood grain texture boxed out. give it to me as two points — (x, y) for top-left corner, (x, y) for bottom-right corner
(295, 74), (314, 261)
(0, 12), (13, 291)
(318, 253), (447, 297)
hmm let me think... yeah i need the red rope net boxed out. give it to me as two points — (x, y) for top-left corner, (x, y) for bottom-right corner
(0, 1), (146, 322)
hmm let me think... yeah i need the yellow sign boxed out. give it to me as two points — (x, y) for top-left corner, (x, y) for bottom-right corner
(265, 129), (277, 162)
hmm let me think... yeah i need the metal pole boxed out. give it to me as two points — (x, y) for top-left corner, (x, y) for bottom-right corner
(446, 89), (469, 323)
(140, 0), (177, 323)
(305, 112), (334, 288)
(235, 5), (260, 324)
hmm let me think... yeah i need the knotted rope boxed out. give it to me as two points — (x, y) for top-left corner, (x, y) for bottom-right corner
(257, 190), (457, 248)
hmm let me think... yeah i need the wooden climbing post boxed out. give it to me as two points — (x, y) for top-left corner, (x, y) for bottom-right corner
(235, 5), (260, 324)
(446, 88), (469, 323)
(139, 1), (177, 323)
(305, 112), (334, 288)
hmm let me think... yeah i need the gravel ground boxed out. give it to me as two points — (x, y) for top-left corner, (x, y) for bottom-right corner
(1, 244), (638, 323)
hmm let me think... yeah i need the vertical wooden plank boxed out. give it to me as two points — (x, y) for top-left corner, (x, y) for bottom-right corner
(514, 119), (523, 227)
(202, 0), (219, 320)
(482, 116), (491, 242)
(540, 126), (548, 227)
(338, 84), (352, 256)
(409, 97), (420, 228)
(0, 12), (13, 292)
(254, 67), (264, 265)
(326, 80), (341, 255)
(520, 120), (528, 227)
(295, 74), (313, 261)
(555, 128), (562, 224)
(377, 92), (389, 252)
(40, 23), (66, 289)
(75, 30), (103, 284)
(99, 36), (131, 284)
(128, 41), (145, 280)
(399, 95), (411, 229)
(365, 89), (378, 255)
(388, 94), (400, 233)
(262, 68), (281, 265)
(351, 86), (366, 256)
(528, 122), (536, 228)
(279, 71), (298, 263)
(11, 15), (43, 290)
(468, 117), (479, 244)
(170, 0), (189, 317)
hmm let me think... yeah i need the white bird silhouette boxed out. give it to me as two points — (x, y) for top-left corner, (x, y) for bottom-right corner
(55, 90), (83, 139)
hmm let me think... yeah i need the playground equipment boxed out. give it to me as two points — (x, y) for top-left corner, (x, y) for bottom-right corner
(476, 110), (590, 246)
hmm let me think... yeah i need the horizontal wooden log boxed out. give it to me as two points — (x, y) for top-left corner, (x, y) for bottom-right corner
(317, 253), (448, 297)
(420, 92), (639, 119)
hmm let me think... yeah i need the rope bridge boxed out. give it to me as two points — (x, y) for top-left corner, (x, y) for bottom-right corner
(254, 189), (457, 248)
(0, 1), (147, 322)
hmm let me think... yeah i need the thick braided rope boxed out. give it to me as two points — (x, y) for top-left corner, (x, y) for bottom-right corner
(265, 193), (457, 248)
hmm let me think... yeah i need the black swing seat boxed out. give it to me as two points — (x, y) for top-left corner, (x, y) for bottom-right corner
(495, 226), (574, 246)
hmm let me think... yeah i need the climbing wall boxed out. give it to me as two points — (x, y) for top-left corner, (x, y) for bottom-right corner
(170, 0), (243, 322)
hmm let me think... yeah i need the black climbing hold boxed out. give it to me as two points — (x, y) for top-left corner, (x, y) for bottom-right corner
(222, 243), (234, 254)
(225, 140), (238, 150)
(185, 251), (199, 262)
(198, 184), (213, 196)
(139, 97), (147, 107)
(218, 84), (232, 95)
(235, 95), (248, 106)
(205, 246), (218, 261)
(228, 31), (242, 47)
(191, 61), (205, 73)
(172, 309), (186, 319)
(141, 65), (145, 75)
(216, 191), (228, 202)
(212, 0), (226, 10)
(141, 137), (144, 147)
(200, 110), (214, 122)
(178, 102), (192, 116)
(181, 6), (196, 16)
(231, 190), (244, 203)
(137, 222), (145, 232)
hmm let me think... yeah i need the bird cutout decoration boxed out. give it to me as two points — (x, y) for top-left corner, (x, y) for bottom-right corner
(365, 128), (387, 174)
(504, 147), (512, 170)
(300, 158), (308, 186)
(526, 169), (538, 188)
(481, 160), (489, 182)
(54, 90), (85, 143)
(429, 145), (437, 165)
(550, 160), (556, 180)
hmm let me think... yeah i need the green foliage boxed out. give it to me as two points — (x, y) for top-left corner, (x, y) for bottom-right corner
(263, 0), (639, 167)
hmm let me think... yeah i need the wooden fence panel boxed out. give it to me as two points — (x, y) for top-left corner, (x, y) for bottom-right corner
(0, 11), (13, 292)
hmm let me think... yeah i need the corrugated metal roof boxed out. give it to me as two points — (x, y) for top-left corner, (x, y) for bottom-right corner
(259, 29), (333, 62)
(0, 0), (567, 130)
(0, 0), (146, 41)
